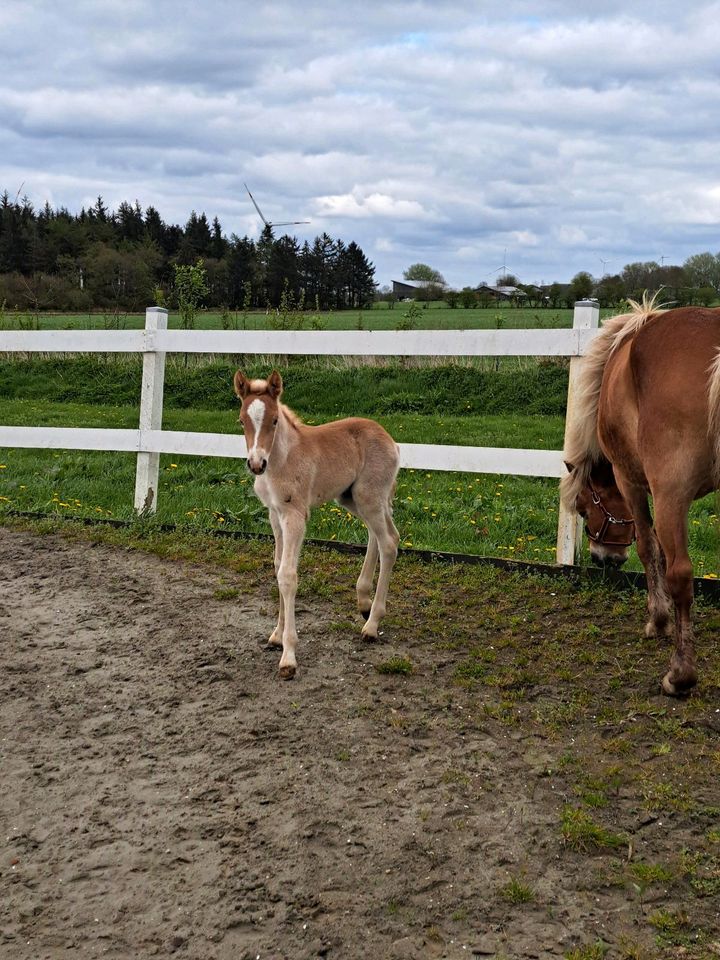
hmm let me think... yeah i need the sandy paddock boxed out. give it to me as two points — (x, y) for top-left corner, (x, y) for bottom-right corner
(1, 527), (719, 959)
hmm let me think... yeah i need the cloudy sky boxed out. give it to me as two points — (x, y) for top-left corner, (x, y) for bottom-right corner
(2, 1), (719, 288)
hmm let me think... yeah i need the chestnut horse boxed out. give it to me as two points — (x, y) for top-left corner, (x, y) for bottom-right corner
(234, 370), (400, 679)
(561, 298), (720, 695)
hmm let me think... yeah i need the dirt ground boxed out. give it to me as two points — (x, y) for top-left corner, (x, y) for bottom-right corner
(1, 525), (720, 960)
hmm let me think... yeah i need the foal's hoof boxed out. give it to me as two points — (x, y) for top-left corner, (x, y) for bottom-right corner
(645, 619), (672, 640)
(359, 608), (371, 622)
(279, 664), (296, 681)
(361, 624), (379, 641)
(661, 670), (697, 697)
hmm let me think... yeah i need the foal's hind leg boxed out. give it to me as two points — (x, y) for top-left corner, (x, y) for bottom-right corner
(356, 532), (379, 620)
(358, 505), (399, 640)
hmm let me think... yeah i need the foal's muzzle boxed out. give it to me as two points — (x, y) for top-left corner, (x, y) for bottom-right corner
(248, 458), (267, 475)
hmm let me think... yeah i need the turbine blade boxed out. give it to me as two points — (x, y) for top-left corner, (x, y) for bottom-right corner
(244, 183), (269, 226)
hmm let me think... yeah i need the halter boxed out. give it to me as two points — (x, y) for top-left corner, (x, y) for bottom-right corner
(584, 480), (636, 547)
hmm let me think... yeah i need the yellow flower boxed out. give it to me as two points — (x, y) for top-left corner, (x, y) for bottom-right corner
(170, 463), (178, 469)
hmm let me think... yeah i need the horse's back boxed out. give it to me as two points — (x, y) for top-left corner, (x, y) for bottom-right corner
(609, 307), (720, 493)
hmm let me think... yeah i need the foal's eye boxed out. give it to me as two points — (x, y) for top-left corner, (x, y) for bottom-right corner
(272, 417), (278, 426)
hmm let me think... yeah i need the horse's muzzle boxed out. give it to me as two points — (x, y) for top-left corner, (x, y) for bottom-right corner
(248, 459), (267, 476)
(590, 550), (627, 569)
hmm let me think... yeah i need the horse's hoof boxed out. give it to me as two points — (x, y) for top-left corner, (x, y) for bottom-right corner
(279, 664), (296, 680)
(361, 625), (379, 641)
(360, 608), (371, 622)
(661, 671), (696, 697)
(645, 620), (672, 639)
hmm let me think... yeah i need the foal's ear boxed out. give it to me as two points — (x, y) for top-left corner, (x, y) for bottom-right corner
(267, 369), (283, 399)
(233, 370), (250, 399)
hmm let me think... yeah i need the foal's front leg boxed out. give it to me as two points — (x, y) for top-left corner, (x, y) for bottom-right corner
(276, 508), (306, 680)
(268, 507), (285, 648)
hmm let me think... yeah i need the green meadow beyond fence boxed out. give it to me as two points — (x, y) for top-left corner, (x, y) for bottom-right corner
(0, 301), (601, 564)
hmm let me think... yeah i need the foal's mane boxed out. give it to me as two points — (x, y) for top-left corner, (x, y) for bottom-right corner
(560, 293), (664, 509)
(280, 403), (303, 430)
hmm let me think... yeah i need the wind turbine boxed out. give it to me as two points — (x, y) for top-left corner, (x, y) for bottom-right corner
(244, 183), (310, 229)
(599, 256), (613, 276)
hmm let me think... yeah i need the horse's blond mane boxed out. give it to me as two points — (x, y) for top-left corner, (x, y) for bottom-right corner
(560, 293), (665, 509)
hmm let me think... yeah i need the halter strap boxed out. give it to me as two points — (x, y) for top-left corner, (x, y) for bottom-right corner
(584, 480), (636, 547)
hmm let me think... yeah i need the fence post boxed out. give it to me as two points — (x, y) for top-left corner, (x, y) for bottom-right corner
(134, 306), (168, 513)
(555, 299), (600, 565)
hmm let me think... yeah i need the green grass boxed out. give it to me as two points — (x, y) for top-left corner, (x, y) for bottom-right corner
(561, 807), (626, 853)
(498, 876), (536, 904)
(0, 303), (583, 332)
(376, 656), (414, 676)
(2, 396), (720, 572)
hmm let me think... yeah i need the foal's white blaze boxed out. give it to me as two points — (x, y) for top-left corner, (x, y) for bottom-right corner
(246, 398), (269, 470)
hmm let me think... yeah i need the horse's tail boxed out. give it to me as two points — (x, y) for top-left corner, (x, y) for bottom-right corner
(560, 291), (663, 510)
(707, 351), (720, 485)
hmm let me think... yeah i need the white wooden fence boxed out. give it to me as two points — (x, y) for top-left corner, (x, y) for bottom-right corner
(0, 300), (600, 564)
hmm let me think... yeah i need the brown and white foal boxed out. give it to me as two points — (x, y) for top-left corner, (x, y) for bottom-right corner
(234, 370), (400, 679)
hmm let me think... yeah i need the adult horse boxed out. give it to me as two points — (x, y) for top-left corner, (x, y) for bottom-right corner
(561, 297), (720, 695)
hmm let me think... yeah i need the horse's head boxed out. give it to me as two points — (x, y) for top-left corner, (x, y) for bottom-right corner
(234, 369), (283, 475)
(565, 459), (635, 568)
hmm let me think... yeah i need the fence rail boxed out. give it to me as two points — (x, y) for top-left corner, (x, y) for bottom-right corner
(0, 301), (601, 563)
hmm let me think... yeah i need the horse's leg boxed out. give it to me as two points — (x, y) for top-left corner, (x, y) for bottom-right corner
(268, 507), (285, 648)
(616, 481), (672, 638)
(356, 532), (379, 620)
(652, 492), (698, 695)
(359, 505), (399, 640)
(276, 508), (306, 680)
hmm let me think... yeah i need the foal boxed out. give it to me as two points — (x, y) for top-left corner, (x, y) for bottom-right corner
(234, 370), (400, 679)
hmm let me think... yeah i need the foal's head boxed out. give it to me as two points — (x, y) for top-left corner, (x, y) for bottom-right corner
(234, 370), (283, 475)
(566, 458), (635, 568)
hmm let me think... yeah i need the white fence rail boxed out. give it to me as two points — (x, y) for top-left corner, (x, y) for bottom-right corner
(0, 301), (600, 564)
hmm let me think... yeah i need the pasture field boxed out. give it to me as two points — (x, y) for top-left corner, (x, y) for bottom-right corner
(2, 396), (720, 574)
(0, 303), (585, 332)
(2, 518), (720, 959)
(1, 350), (720, 573)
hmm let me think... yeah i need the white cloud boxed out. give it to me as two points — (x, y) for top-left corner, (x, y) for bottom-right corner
(1, 0), (720, 286)
(314, 191), (431, 220)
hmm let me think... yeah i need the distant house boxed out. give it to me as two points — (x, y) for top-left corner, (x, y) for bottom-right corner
(392, 279), (447, 299)
(475, 284), (527, 301)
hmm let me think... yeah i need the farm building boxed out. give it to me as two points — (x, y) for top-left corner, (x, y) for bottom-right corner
(475, 284), (528, 301)
(392, 278), (447, 299)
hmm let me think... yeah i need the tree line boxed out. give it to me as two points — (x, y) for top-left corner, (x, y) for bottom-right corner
(384, 257), (720, 309)
(0, 192), (377, 312)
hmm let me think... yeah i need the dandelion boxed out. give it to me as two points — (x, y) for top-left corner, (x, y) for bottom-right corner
(170, 463), (178, 469)
(0, 464), (6, 469)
